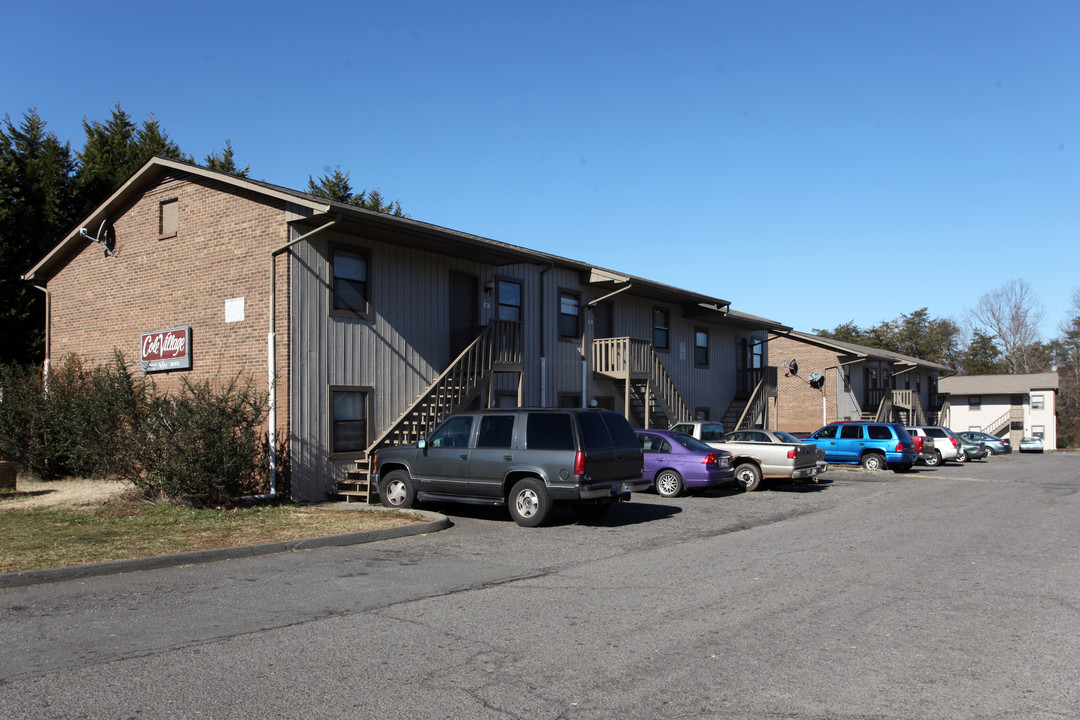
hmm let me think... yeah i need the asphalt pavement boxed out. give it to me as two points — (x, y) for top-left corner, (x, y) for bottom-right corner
(2, 453), (1078, 719)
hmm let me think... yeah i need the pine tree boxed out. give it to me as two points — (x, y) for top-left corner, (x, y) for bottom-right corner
(203, 140), (249, 177)
(0, 110), (77, 364)
(74, 104), (184, 220)
(307, 166), (408, 217)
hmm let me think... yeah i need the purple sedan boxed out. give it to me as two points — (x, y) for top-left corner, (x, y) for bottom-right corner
(635, 429), (734, 498)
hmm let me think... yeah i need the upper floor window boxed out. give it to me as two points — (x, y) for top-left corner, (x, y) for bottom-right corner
(1032, 394), (1045, 410)
(331, 249), (370, 319)
(559, 290), (580, 339)
(694, 329), (709, 367)
(969, 395), (981, 410)
(159, 198), (178, 239)
(497, 279), (522, 322)
(653, 307), (669, 350)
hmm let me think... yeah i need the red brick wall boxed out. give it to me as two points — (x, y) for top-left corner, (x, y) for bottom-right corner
(45, 173), (291, 456)
(769, 336), (839, 434)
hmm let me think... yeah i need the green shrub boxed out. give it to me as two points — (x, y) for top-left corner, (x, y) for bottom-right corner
(1, 354), (273, 506)
(0, 354), (148, 479)
(130, 374), (269, 506)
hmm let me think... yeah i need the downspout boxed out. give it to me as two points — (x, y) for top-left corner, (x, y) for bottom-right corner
(257, 215), (339, 501)
(33, 285), (50, 389)
(539, 263), (554, 407)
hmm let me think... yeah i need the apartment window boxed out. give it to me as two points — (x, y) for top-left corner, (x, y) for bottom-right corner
(1032, 425), (1045, 439)
(331, 248), (370, 319)
(653, 307), (670, 350)
(330, 387), (369, 455)
(497, 279), (522, 322)
(694, 329), (709, 367)
(694, 407), (710, 421)
(159, 198), (178, 238)
(969, 395), (981, 410)
(559, 290), (580, 339)
(1032, 394), (1045, 410)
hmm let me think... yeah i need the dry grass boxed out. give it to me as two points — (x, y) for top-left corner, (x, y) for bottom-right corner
(0, 476), (423, 575)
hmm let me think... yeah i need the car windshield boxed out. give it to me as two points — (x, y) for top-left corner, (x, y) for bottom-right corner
(669, 433), (714, 453)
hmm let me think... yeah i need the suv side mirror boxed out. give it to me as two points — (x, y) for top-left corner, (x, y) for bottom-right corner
(417, 438), (427, 449)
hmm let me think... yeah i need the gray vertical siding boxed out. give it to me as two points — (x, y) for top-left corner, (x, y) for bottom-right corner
(288, 227), (770, 500)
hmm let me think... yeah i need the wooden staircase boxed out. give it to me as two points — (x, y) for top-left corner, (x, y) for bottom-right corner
(329, 320), (523, 504)
(872, 389), (927, 426)
(729, 366), (777, 431)
(592, 337), (692, 429)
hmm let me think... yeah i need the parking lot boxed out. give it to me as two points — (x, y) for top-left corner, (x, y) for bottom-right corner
(2, 453), (1079, 719)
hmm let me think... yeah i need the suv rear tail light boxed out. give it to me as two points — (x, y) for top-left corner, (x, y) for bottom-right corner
(895, 443), (904, 453)
(573, 450), (586, 476)
(950, 437), (959, 448)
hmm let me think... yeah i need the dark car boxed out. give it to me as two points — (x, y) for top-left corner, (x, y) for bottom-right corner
(635, 429), (733, 498)
(802, 422), (917, 472)
(373, 408), (647, 526)
(958, 431), (1012, 455)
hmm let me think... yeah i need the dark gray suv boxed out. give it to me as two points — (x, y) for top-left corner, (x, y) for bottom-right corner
(373, 408), (647, 526)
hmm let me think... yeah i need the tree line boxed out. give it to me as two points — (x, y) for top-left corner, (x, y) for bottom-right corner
(814, 279), (1080, 447)
(0, 104), (405, 365)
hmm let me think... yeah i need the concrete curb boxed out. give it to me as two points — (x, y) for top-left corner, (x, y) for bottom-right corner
(0, 506), (450, 590)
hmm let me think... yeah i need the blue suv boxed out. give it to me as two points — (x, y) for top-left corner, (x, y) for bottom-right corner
(802, 422), (917, 472)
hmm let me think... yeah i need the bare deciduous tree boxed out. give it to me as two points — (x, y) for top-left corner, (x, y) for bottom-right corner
(968, 279), (1046, 374)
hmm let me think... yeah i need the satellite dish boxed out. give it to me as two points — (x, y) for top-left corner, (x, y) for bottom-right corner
(782, 358), (798, 375)
(808, 371), (825, 389)
(80, 219), (117, 258)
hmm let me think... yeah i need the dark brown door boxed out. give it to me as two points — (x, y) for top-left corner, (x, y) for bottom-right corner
(449, 271), (478, 362)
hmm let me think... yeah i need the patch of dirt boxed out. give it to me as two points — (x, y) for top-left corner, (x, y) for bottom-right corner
(0, 476), (130, 511)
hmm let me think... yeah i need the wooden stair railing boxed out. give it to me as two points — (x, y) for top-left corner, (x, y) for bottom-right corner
(592, 337), (692, 428)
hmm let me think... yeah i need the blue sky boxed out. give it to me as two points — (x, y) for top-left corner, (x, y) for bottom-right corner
(5, 1), (1078, 340)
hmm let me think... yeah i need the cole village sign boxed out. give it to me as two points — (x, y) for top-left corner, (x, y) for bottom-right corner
(139, 326), (192, 373)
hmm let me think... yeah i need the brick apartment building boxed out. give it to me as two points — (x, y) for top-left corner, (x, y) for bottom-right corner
(765, 331), (950, 433)
(24, 157), (789, 501)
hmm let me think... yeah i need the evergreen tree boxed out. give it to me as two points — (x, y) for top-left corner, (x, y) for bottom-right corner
(203, 140), (249, 177)
(307, 166), (407, 217)
(0, 110), (77, 364)
(963, 331), (1005, 375)
(74, 104), (183, 219)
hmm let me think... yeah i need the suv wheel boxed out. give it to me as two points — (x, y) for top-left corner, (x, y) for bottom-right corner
(508, 477), (551, 527)
(380, 470), (415, 509)
(924, 450), (942, 467)
(654, 470), (685, 498)
(860, 453), (885, 471)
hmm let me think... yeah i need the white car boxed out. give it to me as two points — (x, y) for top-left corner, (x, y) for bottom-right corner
(906, 426), (960, 466)
(1019, 437), (1045, 453)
